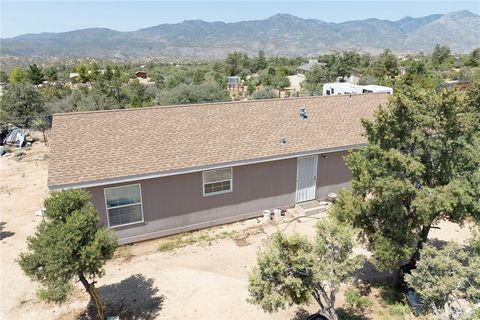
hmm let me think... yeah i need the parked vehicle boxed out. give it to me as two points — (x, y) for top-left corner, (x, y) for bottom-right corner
(306, 313), (329, 320)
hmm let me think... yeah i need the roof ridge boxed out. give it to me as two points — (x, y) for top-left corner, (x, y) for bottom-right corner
(52, 92), (389, 117)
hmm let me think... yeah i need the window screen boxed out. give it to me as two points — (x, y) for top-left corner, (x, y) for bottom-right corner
(203, 168), (232, 195)
(104, 184), (143, 227)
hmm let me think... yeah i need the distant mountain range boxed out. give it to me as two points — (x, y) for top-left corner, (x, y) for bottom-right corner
(1, 10), (479, 59)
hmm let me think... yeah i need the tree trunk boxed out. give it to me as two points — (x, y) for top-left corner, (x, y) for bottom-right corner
(78, 273), (105, 320)
(415, 224), (432, 255)
(323, 305), (338, 320)
(392, 224), (432, 287)
(42, 129), (47, 145)
(391, 267), (401, 288)
(315, 289), (338, 320)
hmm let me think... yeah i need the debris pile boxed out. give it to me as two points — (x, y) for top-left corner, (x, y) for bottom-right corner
(1, 125), (40, 156)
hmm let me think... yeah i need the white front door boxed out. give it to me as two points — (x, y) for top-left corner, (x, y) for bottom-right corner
(296, 155), (318, 203)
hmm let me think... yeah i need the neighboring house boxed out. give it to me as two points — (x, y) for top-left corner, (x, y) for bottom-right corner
(69, 72), (80, 82)
(444, 80), (471, 91)
(340, 69), (362, 85)
(135, 71), (148, 79)
(297, 60), (326, 74)
(322, 83), (393, 96)
(227, 76), (242, 91)
(287, 74), (305, 92)
(48, 94), (389, 244)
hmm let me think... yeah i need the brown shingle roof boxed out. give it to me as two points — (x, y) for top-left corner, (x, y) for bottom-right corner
(48, 94), (389, 188)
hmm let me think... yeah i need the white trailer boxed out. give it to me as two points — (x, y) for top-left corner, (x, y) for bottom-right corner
(322, 83), (363, 96)
(360, 85), (393, 94)
(322, 83), (393, 96)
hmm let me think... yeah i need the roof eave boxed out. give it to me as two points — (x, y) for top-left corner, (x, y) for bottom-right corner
(48, 143), (366, 190)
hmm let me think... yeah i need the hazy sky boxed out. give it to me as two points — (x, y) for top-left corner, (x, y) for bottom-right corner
(1, 1), (479, 38)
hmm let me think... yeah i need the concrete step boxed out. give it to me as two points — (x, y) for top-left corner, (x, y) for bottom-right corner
(295, 200), (331, 217)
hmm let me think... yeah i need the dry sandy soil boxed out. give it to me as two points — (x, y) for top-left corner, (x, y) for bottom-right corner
(0, 143), (473, 320)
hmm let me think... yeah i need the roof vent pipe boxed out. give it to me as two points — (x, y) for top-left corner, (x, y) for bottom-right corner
(299, 107), (308, 120)
(280, 137), (287, 145)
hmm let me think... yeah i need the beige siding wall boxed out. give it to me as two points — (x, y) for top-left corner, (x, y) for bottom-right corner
(88, 151), (352, 244)
(316, 150), (352, 199)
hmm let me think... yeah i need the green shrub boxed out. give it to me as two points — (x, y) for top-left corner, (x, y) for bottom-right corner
(345, 288), (373, 309)
(15, 150), (26, 158)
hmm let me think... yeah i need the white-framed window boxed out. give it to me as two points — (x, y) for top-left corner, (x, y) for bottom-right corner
(203, 168), (233, 196)
(104, 184), (144, 228)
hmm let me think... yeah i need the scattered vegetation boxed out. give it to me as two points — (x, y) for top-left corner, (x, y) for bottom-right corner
(333, 79), (480, 272)
(344, 288), (373, 310)
(114, 245), (134, 262)
(17, 189), (118, 319)
(158, 230), (239, 252)
(247, 218), (363, 320)
(14, 150), (26, 158)
(1, 45), (479, 130)
(3, 44), (479, 320)
(405, 230), (480, 318)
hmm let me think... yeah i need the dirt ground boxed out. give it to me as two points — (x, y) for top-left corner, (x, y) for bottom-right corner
(0, 143), (473, 320)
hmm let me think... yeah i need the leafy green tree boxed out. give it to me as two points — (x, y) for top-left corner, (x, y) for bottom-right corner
(466, 48), (480, 67)
(318, 53), (337, 67)
(44, 67), (58, 82)
(41, 85), (71, 103)
(165, 69), (188, 89)
(466, 79), (480, 119)
(18, 189), (117, 320)
(192, 68), (207, 85)
(27, 64), (45, 85)
(32, 116), (50, 144)
(211, 61), (227, 86)
(157, 83), (230, 105)
(247, 81), (256, 96)
(251, 86), (277, 100)
(302, 65), (334, 95)
(273, 74), (290, 96)
(432, 44), (451, 66)
(459, 67), (474, 81)
(258, 70), (274, 87)
(405, 236), (480, 318)
(267, 66), (276, 76)
(0, 70), (9, 83)
(126, 79), (154, 108)
(248, 218), (362, 320)
(103, 65), (114, 81)
(0, 83), (45, 127)
(224, 51), (250, 76)
(401, 60), (443, 90)
(150, 71), (165, 89)
(76, 64), (90, 83)
(79, 90), (120, 111)
(333, 84), (480, 272)
(9, 67), (27, 83)
(252, 50), (267, 72)
(331, 51), (361, 80)
(372, 49), (399, 79)
(90, 62), (100, 80)
(342, 50), (362, 70)
(112, 65), (125, 82)
(406, 59), (427, 76)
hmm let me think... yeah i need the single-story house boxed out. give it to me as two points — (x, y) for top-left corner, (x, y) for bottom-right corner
(297, 60), (327, 74)
(337, 69), (362, 85)
(48, 94), (389, 244)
